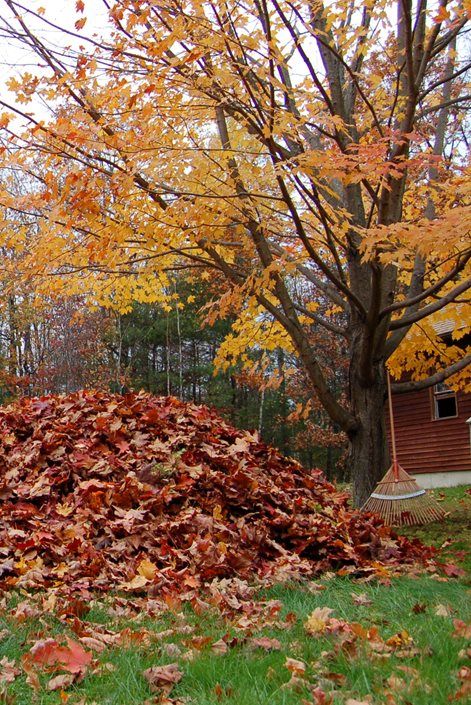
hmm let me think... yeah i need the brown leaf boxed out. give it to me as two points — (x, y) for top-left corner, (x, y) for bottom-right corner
(248, 637), (282, 651)
(143, 663), (183, 695)
(211, 639), (228, 655)
(449, 666), (471, 701)
(284, 657), (306, 676)
(351, 593), (372, 606)
(310, 686), (334, 704)
(453, 620), (471, 639)
(47, 673), (76, 691)
(0, 656), (20, 684)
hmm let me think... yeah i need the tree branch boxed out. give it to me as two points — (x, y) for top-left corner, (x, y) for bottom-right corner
(391, 353), (471, 393)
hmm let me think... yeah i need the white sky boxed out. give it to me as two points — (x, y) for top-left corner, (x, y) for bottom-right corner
(0, 0), (110, 119)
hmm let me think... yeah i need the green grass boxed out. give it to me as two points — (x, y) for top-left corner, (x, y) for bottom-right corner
(1, 485), (470, 705)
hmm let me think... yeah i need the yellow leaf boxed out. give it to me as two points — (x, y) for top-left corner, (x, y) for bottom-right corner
(304, 607), (334, 635)
(137, 559), (157, 580)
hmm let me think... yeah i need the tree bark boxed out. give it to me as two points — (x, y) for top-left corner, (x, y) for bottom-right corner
(348, 359), (389, 507)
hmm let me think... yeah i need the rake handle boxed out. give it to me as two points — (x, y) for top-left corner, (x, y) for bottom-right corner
(386, 372), (399, 481)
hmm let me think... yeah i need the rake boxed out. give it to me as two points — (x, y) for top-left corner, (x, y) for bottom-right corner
(362, 373), (445, 526)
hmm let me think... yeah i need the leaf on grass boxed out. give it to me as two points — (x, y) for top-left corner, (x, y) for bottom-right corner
(443, 563), (466, 578)
(385, 630), (413, 648)
(310, 686), (334, 704)
(0, 656), (20, 684)
(47, 673), (76, 691)
(434, 604), (452, 617)
(143, 663), (183, 695)
(28, 637), (92, 674)
(305, 607), (334, 635)
(351, 593), (372, 606)
(213, 683), (234, 700)
(211, 638), (228, 655)
(284, 657), (306, 676)
(452, 620), (471, 639)
(161, 643), (183, 658)
(248, 637), (282, 651)
(449, 666), (471, 701)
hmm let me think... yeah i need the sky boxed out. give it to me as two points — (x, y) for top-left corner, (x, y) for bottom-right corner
(0, 0), (110, 120)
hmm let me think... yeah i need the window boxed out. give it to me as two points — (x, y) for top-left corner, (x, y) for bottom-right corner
(433, 383), (457, 419)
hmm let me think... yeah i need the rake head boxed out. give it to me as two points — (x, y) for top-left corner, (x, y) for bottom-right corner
(362, 463), (446, 526)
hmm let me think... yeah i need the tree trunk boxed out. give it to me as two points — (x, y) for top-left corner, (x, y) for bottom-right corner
(348, 365), (390, 507)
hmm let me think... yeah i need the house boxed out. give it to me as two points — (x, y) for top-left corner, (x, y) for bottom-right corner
(388, 318), (471, 488)
(388, 385), (471, 488)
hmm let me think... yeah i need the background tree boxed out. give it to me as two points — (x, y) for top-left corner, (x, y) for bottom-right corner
(0, 0), (469, 504)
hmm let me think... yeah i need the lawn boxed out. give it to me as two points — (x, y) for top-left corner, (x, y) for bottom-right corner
(1, 486), (470, 705)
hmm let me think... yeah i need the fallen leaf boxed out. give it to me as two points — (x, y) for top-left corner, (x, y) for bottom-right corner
(310, 686), (334, 704)
(28, 637), (92, 675)
(305, 607), (334, 635)
(211, 638), (228, 655)
(137, 559), (158, 580)
(47, 673), (76, 691)
(248, 637), (282, 651)
(452, 620), (471, 639)
(284, 657), (306, 676)
(449, 666), (471, 701)
(385, 630), (413, 649)
(352, 593), (372, 606)
(143, 663), (183, 695)
(161, 643), (183, 658)
(0, 656), (20, 684)
(443, 564), (466, 578)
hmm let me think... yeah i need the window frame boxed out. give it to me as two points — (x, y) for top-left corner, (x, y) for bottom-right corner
(432, 383), (458, 421)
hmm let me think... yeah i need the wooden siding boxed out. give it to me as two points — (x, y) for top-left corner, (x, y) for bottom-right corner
(388, 390), (471, 475)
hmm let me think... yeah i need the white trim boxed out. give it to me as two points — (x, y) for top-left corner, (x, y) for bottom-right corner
(412, 471), (471, 489)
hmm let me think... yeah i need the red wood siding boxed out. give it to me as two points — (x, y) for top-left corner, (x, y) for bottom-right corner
(388, 390), (471, 474)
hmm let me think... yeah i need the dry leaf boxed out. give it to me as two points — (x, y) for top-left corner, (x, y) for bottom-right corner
(47, 673), (76, 691)
(248, 637), (282, 651)
(305, 607), (334, 635)
(452, 620), (471, 639)
(0, 656), (20, 684)
(143, 663), (183, 695)
(137, 559), (158, 580)
(211, 639), (228, 655)
(284, 657), (306, 676)
(28, 637), (92, 675)
(351, 593), (372, 606)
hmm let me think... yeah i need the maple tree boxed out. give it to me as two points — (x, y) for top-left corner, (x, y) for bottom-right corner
(0, 0), (469, 504)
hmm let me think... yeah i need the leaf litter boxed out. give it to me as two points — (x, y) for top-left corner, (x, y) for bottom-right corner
(0, 391), (463, 704)
(0, 391), (432, 596)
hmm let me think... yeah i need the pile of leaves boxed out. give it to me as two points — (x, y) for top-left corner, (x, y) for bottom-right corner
(0, 391), (431, 594)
